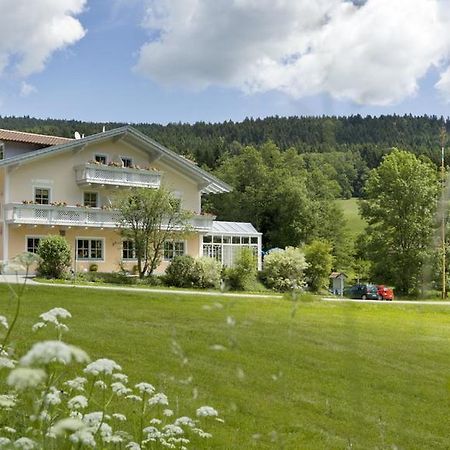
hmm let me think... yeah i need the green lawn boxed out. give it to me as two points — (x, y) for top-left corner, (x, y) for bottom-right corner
(336, 198), (367, 238)
(5, 285), (450, 449)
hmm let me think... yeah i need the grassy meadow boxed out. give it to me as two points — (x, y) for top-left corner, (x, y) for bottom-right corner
(4, 284), (450, 449)
(336, 198), (366, 239)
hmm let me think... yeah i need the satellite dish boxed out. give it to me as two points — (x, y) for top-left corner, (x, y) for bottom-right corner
(74, 131), (81, 140)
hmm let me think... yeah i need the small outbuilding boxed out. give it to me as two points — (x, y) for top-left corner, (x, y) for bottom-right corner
(329, 272), (347, 296)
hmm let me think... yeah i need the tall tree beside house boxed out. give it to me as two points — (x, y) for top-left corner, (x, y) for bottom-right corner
(359, 149), (439, 294)
(114, 187), (193, 278)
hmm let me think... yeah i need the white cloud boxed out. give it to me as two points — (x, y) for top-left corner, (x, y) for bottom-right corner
(20, 82), (37, 97)
(135, 0), (450, 105)
(0, 0), (87, 77)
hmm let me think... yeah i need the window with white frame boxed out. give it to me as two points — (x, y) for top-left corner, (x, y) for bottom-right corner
(122, 240), (136, 260)
(83, 192), (98, 207)
(163, 240), (185, 261)
(94, 154), (107, 164)
(76, 239), (103, 260)
(121, 156), (133, 168)
(34, 187), (50, 205)
(26, 237), (41, 254)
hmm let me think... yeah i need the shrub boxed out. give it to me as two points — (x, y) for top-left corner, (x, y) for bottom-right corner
(304, 240), (333, 292)
(263, 247), (307, 291)
(224, 247), (257, 291)
(89, 263), (98, 272)
(37, 235), (72, 279)
(192, 257), (222, 289)
(165, 255), (196, 288)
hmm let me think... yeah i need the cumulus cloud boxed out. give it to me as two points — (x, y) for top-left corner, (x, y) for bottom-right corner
(0, 0), (87, 77)
(135, 0), (450, 105)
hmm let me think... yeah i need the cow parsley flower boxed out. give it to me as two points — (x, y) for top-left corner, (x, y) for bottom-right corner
(40, 308), (72, 323)
(0, 316), (8, 330)
(13, 437), (37, 449)
(111, 382), (131, 396)
(135, 382), (155, 394)
(51, 418), (85, 435)
(192, 428), (212, 439)
(112, 373), (128, 383)
(112, 413), (126, 422)
(162, 424), (184, 436)
(69, 429), (96, 447)
(148, 393), (168, 406)
(68, 395), (88, 410)
(174, 417), (196, 428)
(7, 368), (46, 390)
(64, 377), (87, 391)
(0, 356), (16, 369)
(196, 406), (218, 417)
(125, 394), (142, 402)
(83, 412), (109, 427)
(94, 380), (107, 390)
(44, 386), (62, 406)
(20, 341), (89, 366)
(84, 358), (121, 376)
(0, 437), (11, 446)
(163, 409), (174, 417)
(126, 442), (141, 450)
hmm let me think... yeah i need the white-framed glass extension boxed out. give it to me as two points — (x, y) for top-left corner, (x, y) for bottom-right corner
(201, 221), (262, 270)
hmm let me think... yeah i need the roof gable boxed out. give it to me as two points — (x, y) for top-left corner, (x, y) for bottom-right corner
(0, 126), (231, 194)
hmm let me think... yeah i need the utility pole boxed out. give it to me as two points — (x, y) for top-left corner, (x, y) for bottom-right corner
(440, 125), (447, 299)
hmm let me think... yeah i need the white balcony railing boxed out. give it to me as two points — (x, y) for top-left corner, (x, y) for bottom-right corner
(4, 204), (215, 232)
(74, 164), (161, 188)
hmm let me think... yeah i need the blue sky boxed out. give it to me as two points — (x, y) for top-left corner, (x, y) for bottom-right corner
(1, 0), (450, 124)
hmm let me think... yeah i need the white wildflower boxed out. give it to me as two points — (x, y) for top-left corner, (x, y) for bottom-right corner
(163, 409), (174, 417)
(69, 429), (96, 447)
(143, 426), (161, 439)
(112, 373), (128, 383)
(83, 412), (109, 427)
(148, 393), (168, 406)
(40, 308), (72, 323)
(0, 316), (8, 329)
(51, 418), (85, 435)
(135, 382), (155, 394)
(174, 417), (195, 428)
(13, 437), (36, 449)
(64, 377), (87, 391)
(94, 380), (107, 390)
(20, 341), (89, 366)
(31, 323), (45, 332)
(162, 424), (184, 436)
(0, 437), (11, 446)
(149, 418), (162, 425)
(126, 442), (141, 450)
(192, 428), (212, 438)
(7, 368), (46, 390)
(68, 395), (88, 410)
(3, 427), (15, 434)
(196, 406), (218, 417)
(0, 356), (16, 369)
(44, 386), (61, 406)
(84, 358), (121, 376)
(111, 382), (131, 396)
(112, 413), (126, 422)
(125, 394), (142, 402)
(98, 423), (113, 441)
(106, 434), (123, 444)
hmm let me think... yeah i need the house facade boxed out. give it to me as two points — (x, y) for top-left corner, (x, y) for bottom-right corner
(0, 126), (262, 273)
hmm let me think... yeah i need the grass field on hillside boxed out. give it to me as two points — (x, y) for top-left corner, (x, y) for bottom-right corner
(336, 198), (367, 238)
(4, 285), (450, 449)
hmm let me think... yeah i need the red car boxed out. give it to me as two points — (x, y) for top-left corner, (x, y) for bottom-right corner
(376, 285), (394, 301)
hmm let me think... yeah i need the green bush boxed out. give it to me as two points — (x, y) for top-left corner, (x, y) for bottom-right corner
(224, 247), (257, 291)
(37, 236), (72, 279)
(89, 263), (98, 272)
(165, 255), (196, 288)
(263, 247), (307, 291)
(304, 240), (333, 292)
(192, 257), (222, 289)
(78, 272), (137, 285)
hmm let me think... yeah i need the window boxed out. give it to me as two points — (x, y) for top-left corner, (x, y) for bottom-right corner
(34, 188), (50, 205)
(164, 241), (185, 260)
(122, 240), (136, 260)
(76, 239), (103, 260)
(83, 192), (98, 207)
(121, 157), (133, 168)
(95, 154), (107, 164)
(26, 237), (41, 254)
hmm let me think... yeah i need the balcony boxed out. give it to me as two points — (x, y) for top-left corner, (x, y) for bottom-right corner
(4, 203), (215, 232)
(74, 163), (161, 188)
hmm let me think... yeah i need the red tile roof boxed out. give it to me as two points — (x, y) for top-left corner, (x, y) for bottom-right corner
(0, 129), (72, 146)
